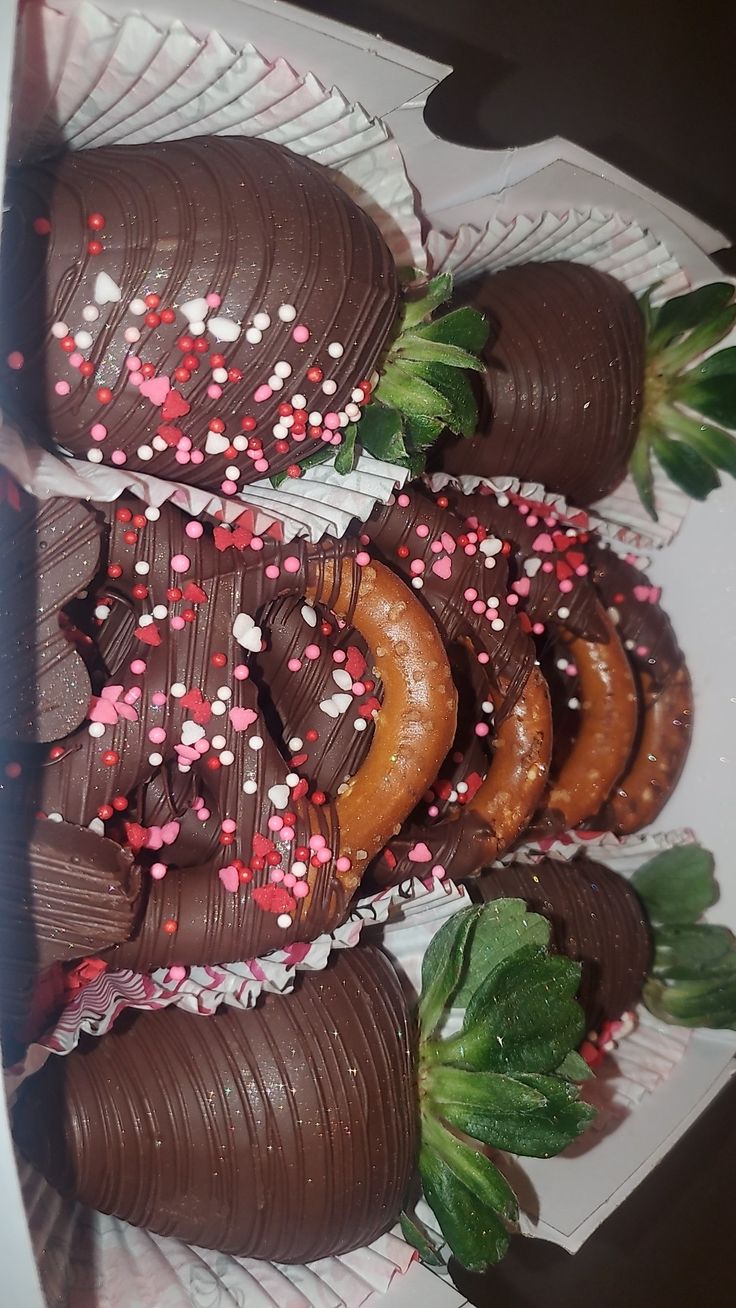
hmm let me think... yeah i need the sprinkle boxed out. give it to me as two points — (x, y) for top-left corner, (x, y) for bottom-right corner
(355, 551), (370, 567)
(557, 607), (571, 620)
(254, 383), (272, 403)
(170, 683), (186, 698)
(253, 312), (271, 330)
(274, 360), (292, 379)
(278, 304), (296, 322)
(88, 721), (106, 738)
(277, 913), (293, 928)
(243, 779), (258, 794)
(134, 561), (150, 576)
(321, 379), (337, 396)
(291, 393), (307, 409)
(55, 380), (71, 396)
(208, 316), (241, 342)
(170, 554), (190, 574)
(327, 341), (344, 358)
(219, 750), (235, 766)
(151, 863), (167, 880)
(248, 735), (264, 751)
(245, 327), (263, 345)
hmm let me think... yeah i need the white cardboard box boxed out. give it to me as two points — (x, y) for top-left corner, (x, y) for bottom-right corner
(1, 2), (735, 1305)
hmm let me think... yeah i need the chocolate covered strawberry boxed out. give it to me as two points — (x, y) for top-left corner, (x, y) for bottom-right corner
(15, 904), (594, 1272)
(439, 262), (736, 516)
(1, 137), (486, 491)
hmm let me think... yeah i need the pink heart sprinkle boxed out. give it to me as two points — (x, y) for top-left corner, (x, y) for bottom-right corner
(512, 577), (531, 597)
(408, 841), (433, 863)
(532, 532), (554, 553)
(431, 555), (452, 581)
(229, 706), (258, 732)
(139, 375), (171, 407)
(218, 864), (240, 893)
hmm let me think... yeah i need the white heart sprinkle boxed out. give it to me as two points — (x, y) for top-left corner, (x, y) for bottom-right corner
(208, 316), (241, 342)
(268, 784), (290, 810)
(524, 557), (543, 578)
(332, 693), (352, 715)
(319, 698), (340, 719)
(181, 720), (206, 746)
(332, 668), (352, 691)
(180, 297), (208, 323)
(233, 612), (263, 652)
(205, 431), (231, 455)
(301, 604), (317, 627)
(480, 536), (503, 557)
(94, 272), (122, 305)
(87, 818), (105, 835)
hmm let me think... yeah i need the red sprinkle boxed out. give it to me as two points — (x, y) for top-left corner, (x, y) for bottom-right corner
(87, 213), (106, 231)
(96, 386), (113, 405)
(163, 918), (178, 935)
(144, 293), (160, 309)
(87, 239), (103, 256)
(161, 308), (176, 324)
(102, 750), (119, 766)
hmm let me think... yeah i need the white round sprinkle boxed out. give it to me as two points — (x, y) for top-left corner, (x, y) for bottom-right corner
(88, 722), (106, 738)
(351, 388), (365, 403)
(486, 596), (499, 607)
(338, 411), (349, 427)
(130, 298), (146, 316)
(491, 618), (505, 631)
(456, 782), (469, 794)
(74, 330), (93, 349)
(216, 687), (232, 701)
(248, 735), (264, 751)
(327, 341), (344, 358)
(291, 861), (308, 877)
(291, 393), (307, 409)
(568, 698), (581, 710)
(137, 445), (153, 461)
(152, 604), (168, 620)
(277, 913), (293, 929)
(189, 321), (206, 336)
(225, 466), (240, 480)
(125, 327), (141, 343)
(268, 374), (284, 391)
(285, 772), (299, 787)
(82, 305), (100, 322)
(253, 312), (271, 330)
(412, 577), (424, 589)
(148, 752), (163, 766)
(138, 615), (153, 628)
(556, 658), (569, 670)
(345, 403), (361, 420)
(232, 434), (248, 451)
(134, 561), (150, 575)
(354, 718), (367, 731)
(481, 701), (493, 714)
(272, 423), (288, 439)
(308, 411), (323, 427)
(47, 812), (63, 823)
(497, 494), (509, 507)
(87, 448), (103, 463)
(212, 734), (227, 750)
(278, 304), (296, 322)
(557, 607), (570, 620)
(145, 506), (160, 521)
(274, 360), (292, 379)
(243, 779), (258, 795)
(211, 700), (226, 715)
(152, 435), (168, 452)
(170, 683), (186, 698)
(245, 327), (262, 345)
(288, 737), (303, 751)
(212, 367), (228, 383)
(281, 414), (294, 428)
(94, 604), (110, 620)
(220, 750), (235, 766)
(51, 321), (69, 338)
(321, 379), (337, 395)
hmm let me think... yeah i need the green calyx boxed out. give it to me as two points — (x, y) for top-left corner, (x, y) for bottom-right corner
(631, 843), (736, 1030)
(403, 900), (595, 1275)
(632, 282), (736, 518)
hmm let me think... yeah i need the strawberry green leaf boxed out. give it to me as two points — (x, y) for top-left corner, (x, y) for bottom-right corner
(658, 306), (736, 376)
(685, 345), (736, 382)
(652, 434), (721, 500)
(637, 284), (660, 336)
(427, 1065), (594, 1157)
(675, 376), (736, 429)
(652, 924), (736, 982)
(399, 1211), (446, 1267)
(357, 404), (407, 463)
(405, 415), (445, 453)
(648, 283), (735, 354)
(429, 1065), (549, 1117)
(451, 898), (551, 1009)
(554, 1050), (594, 1082)
(413, 306), (489, 353)
(657, 406), (736, 476)
(644, 975), (736, 1029)
(631, 844), (717, 926)
(629, 430), (657, 520)
(377, 361), (454, 422)
(413, 361), (478, 437)
(423, 1113), (519, 1223)
(419, 1147), (510, 1271)
(418, 905), (483, 1038)
(401, 274), (453, 332)
(397, 334), (486, 372)
(334, 423), (359, 475)
(270, 445), (333, 487)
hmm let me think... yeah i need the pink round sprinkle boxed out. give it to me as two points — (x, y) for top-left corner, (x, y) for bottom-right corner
(265, 564), (280, 580)
(268, 815), (284, 832)
(355, 551), (370, 567)
(234, 664), (249, 680)
(206, 292), (221, 307)
(576, 564), (589, 577)
(270, 868), (285, 883)
(293, 882), (309, 899)
(128, 371), (143, 387)
(352, 681), (365, 695)
(254, 459), (269, 473)
(464, 544), (477, 556)
(397, 494), (410, 507)
(69, 352), (84, 368)
(323, 412), (340, 430)
(410, 559), (425, 576)
(431, 865), (447, 880)
(316, 848), (332, 864)
(54, 380), (71, 396)
(168, 965), (187, 981)
(150, 862), (167, 880)
(304, 644), (320, 661)
(427, 805), (439, 818)
(221, 480), (237, 494)
(152, 692), (167, 706)
(292, 324), (310, 343)
(250, 537), (264, 551)
(221, 818), (237, 834)
(91, 423), (107, 441)
(170, 554), (190, 573)
(111, 450), (127, 466)
(283, 873), (296, 888)
(195, 739), (209, 755)
(254, 384), (273, 403)
(207, 384), (222, 399)
(416, 524), (430, 539)
(330, 433), (342, 445)
(477, 652), (490, 665)
(475, 723), (490, 738)
(559, 579), (574, 593)
(636, 645), (650, 657)
(185, 521), (203, 538)
(527, 515), (538, 527)
(336, 856), (352, 872)
(130, 659), (146, 675)
(6, 351), (24, 370)
(148, 727), (166, 744)
(281, 827), (295, 842)
(507, 594), (519, 606)
(198, 808), (211, 822)
(170, 616), (185, 631)
(430, 540), (443, 554)
(125, 355), (141, 371)
(532, 622), (545, 636)
(542, 561), (554, 573)
(175, 451), (191, 465)
(320, 430), (333, 443)
(472, 600), (485, 614)
(309, 834), (326, 851)
(333, 650), (346, 663)
(287, 658), (302, 672)
(464, 588), (478, 601)
(283, 555), (300, 573)
(191, 450), (205, 465)
(178, 436), (192, 452)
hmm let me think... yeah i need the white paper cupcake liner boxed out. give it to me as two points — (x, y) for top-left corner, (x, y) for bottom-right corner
(10, 3), (423, 270)
(0, 419), (406, 543)
(507, 823), (697, 871)
(426, 210), (728, 548)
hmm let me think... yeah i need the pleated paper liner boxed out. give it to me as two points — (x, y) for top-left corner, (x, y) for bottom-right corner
(426, 211), (736, 549)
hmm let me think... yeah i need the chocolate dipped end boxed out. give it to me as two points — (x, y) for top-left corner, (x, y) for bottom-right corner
(439, 262), (646, 506)
(1, 136), (399, 489)
(14, 946), (417, 1262)
(476, 856), (652, 1031)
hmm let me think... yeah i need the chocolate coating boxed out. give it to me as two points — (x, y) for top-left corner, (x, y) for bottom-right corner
(476, 856), (652, 1031)
(589, 543), (684, 686)
(14, 946), (417, 1262)
(439, 263), (646, 505)
(1, 136), (399, 488)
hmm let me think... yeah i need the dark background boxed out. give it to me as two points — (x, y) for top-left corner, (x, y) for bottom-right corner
(288, 2), (736, 1302)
